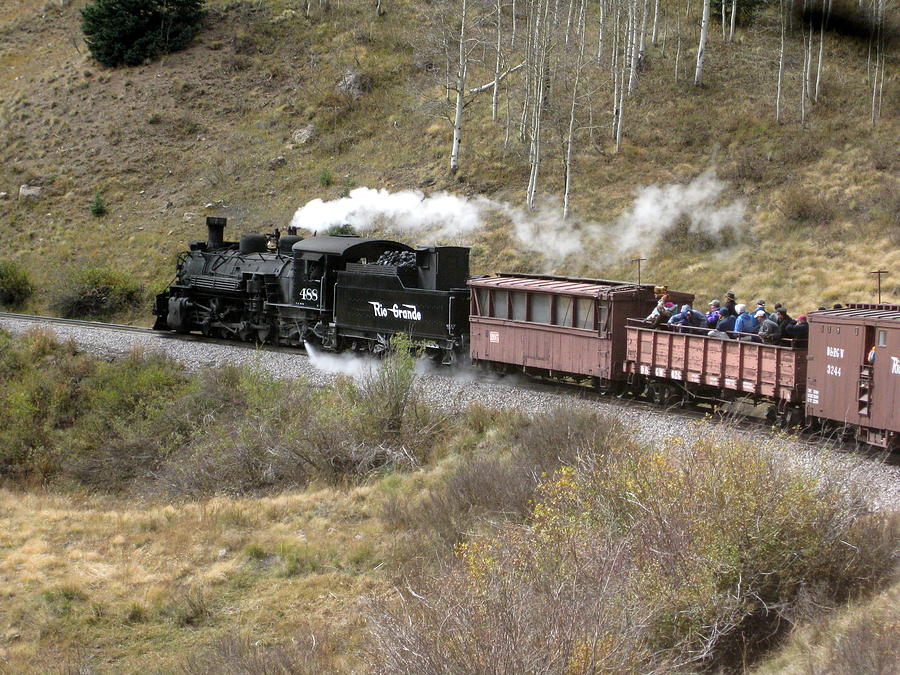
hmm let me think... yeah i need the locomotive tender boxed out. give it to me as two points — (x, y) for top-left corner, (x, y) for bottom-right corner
(154, 217), (898, 450)
(153, 217), (469, 362)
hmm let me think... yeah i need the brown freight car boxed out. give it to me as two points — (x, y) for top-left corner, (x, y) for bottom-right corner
(468, 273), (693, 391)
(806, 304), (900, 449)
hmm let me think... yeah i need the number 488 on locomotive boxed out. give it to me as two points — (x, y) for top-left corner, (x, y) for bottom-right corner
(153, 217), (470, 363)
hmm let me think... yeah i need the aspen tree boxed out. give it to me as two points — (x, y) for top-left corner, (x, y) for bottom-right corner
(776, 0), (785, 122)
(721, 0), (726, 40)
(450, 0), (470, 173)
(651, 0), (660, 44)
(813, 0), (830, 102)
(694, 0), (710, 85)
(493, 0), (505, 120)
(728, 0), (736, 41)
(562, 0), (588, 219)
(597, 0), (606, 60)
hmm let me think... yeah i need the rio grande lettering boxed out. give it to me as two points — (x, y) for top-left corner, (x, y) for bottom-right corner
(369, 301), (422, 321)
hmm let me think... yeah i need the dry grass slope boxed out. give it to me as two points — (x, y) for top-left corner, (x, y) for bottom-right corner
(0, 0), (896, 318)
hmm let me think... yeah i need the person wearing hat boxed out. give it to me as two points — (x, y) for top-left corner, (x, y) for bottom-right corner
(754, 299), (767, 315)
(715, 306), (736, 335)
(784, 314), (809, 342)
(723, 291), (737, 316)
(705, 299), (722, 328)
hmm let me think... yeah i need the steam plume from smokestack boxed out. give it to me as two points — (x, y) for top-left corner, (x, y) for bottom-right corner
(288, 171), (744, 270)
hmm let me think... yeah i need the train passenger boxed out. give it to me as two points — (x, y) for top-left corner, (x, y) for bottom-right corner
(668, 304), (706, 329)
(715, 307), (736, 334)
(644, 296), (677, 327)
(733, 304), (754, 334)
(757, 314), (783, 344)
(723, 291), (737, 316)
(784, 314), (809, 341)
(705, 299), (722, 328)
(773, 307), (793, 329)
(768, 302), (783, 320)
(754, 299), (767, 315)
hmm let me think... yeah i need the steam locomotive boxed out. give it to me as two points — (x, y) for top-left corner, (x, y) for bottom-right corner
(152, 217), (470, 363)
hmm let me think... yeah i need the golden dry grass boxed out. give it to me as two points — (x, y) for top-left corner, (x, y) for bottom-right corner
(0, 485), (391, 672)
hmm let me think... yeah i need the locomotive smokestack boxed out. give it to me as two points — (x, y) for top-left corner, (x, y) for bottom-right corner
(206, 216), (226, 249)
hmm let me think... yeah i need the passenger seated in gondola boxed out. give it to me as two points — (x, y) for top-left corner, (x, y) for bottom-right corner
(757, 314), (783, 344)
(705, 299), (722, 328)
(723, 291), (737, 316)
(736, 309), (765, 341)
(733, 304), (753, 334)
(709, 307), (736, 338)
(784, 314), (809, 342)
(644, 294), (677, 327)
(773, 307), (792, 326)
(668, 304), (706, 330)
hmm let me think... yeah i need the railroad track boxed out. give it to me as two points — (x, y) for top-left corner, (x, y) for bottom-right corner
(0, 311), (893, 462)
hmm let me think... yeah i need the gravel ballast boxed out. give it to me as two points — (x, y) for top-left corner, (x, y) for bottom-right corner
(2, 316), (898, 511)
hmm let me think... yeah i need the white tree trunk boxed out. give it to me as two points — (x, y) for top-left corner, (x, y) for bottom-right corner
(776, 0), (785, 122)
(492, 0), (503, 120)
(628, 0), (645, 94)
(721, 0), (726, 40)
(729, 0), (736, 41)
(597, 0), (605, 61)
(799, 18), (808, 124)
(694, 0), (709, 86)
(651, 0), (660, 44)
(563, 0), (587, 219)
(450, 0), (468, 173)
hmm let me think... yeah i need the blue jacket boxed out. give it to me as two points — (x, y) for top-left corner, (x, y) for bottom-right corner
(716, 314), (736, 332)
(734, 312), (755, 334)
(669, 305), (705, 327)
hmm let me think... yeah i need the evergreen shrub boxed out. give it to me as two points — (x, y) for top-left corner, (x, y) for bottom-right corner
(81, 0), (205, 67)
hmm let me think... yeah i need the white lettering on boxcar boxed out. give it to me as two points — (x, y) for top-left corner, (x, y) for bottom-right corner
(826, 346), (845, 358)
(891, 356), (900, 375)
(807, 389), (819, 404)
(826, 364), (842, 376)
(489, 331), (500, 343)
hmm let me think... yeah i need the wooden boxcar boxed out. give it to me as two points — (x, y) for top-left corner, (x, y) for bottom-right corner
(806, 304), (900, 449)
(468, 274), (692, 391)
(623, 322), (808, 421)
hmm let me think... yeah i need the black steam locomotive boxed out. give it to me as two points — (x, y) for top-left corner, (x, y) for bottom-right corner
(152, 217), (470, 363)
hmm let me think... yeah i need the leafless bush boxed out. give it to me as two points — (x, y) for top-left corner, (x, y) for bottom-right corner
(381, 408), (635, 552)
(370, 437), (898, 673)
(177, 627), (340, 674)
(778, 185), (837, 226)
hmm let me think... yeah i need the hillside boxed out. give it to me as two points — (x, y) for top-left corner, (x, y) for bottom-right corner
(0, 0), (897, 317)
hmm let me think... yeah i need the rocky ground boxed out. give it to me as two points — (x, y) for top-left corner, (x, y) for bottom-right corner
(3, 315), (898, 511)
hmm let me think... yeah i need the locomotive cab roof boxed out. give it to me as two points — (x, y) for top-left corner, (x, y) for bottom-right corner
(291, 235), (413, 259)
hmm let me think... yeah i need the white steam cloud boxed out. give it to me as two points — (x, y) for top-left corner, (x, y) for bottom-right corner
(288, 171), (744, 269)
(290, 188), (492, 240)
(612, 171), (745, 255)
(303, 342), (375, 378)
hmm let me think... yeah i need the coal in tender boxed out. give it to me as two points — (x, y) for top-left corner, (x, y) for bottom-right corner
(376, 250), (417, 268)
